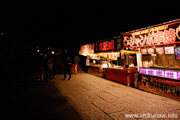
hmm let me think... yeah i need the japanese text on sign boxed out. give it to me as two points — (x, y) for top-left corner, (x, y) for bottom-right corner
(99, 40), (114, 51)
(124, 29), (175, 47)
(165, 71), (177, 79)
(123, 21), (180, 48)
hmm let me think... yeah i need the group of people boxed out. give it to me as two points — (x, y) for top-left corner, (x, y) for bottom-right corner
(46, 55), (57, 81)
(36, 54), (59, 82)
(36, 52), (80, 82)
(63, 54), (80, 80)
(38, 55), (80, 82)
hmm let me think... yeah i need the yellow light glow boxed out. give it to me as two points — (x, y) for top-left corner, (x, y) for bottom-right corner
(120, 50), (138, 54)
(51, 51), (55, 54)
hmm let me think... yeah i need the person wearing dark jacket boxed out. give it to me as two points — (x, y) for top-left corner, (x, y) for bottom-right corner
(63, 55), (72, 80)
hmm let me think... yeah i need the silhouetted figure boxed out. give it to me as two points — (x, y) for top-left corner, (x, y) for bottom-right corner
(52, 52), (59, 79)
(36, 55), (44, 81)
(63, 55), (72, 80)
(47, 56), (54, 81)
(72, 55), (80, 74)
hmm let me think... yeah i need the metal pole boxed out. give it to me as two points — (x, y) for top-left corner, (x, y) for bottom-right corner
(127, 71), (129, 86)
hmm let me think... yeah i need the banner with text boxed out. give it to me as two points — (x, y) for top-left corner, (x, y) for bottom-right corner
(123, 21), (180, 48)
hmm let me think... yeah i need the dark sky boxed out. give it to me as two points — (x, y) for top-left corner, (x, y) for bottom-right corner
(5, 6), (180, 51)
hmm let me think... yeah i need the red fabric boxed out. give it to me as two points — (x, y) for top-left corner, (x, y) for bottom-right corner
(72, 64), (77, 74)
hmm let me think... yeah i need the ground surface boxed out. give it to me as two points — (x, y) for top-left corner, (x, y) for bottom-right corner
(12, 71), (180, 120)
(54, 72), (180, 120)
(13, 81), (82, 120)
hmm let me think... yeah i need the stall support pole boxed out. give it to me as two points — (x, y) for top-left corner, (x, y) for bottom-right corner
(127, 71), (129, 86)
(153, 46), (156, 66)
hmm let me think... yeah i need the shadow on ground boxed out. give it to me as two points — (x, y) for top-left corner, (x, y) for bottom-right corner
(12, 81), (82, 120)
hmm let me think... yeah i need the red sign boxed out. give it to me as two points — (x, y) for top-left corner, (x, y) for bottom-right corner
(123, 21), (180, 48)
(99, 40), (114, 51)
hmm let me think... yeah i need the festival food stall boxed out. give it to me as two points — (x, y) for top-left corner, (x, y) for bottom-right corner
(123, 20), (180, 100)
(93, 36), (138, 86)
(79, 43), (104, 77)
(103, 50), (138, 86)
(79, 36), (124, 78)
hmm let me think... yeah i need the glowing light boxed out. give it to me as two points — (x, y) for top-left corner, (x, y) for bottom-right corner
(124, 28), (176, 47)
(51, 51), (55, 54)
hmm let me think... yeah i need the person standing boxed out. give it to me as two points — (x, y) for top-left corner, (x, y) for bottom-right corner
(128, 53), (137, 66)
(36, 54), (44, 81)
(63, 55), (72, 80)
(72, 55), (80, 75)
(47, 56), (54, 81)
(52, 52), (59, 79)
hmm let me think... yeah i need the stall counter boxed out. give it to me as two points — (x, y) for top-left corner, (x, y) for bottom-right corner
(87, 65), (105, 77)
(104, 67), (136, 86)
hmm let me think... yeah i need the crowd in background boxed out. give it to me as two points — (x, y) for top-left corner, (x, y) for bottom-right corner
(35, 50), (81, 82)
(5, 44), (83, 82)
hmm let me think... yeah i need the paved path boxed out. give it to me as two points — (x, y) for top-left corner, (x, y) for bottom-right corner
(53, 72), (180, 120)
(13, 81), (82, 120)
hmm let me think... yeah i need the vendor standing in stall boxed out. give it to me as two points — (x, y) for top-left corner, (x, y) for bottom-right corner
(123, 53), (137, 70)
(128, 53), (137, 66)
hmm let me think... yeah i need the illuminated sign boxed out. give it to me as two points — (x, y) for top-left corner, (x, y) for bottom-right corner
(146, 69), (156, 75)
(140, 68), (146, 74)
(140, 68), (179, 80)
(147, 48), (154, 54)
(99, 40), (114, 51)
(176, 25), (180, 39)
(156, 70), (164, 77)
(177, 72), (180, 79)
(156, 47), (164, 54)
(175, 47), (180, 60)
(141, 48), (147, 54)
(164, 47), (174, 54)
(123, 21), (180, 48)
(79, 43), (94, 54)
(165, 71), (177, 79)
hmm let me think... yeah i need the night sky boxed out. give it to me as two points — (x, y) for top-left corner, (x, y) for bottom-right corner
(4, 6), (180, 53)
(2, 6), (179, 120)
